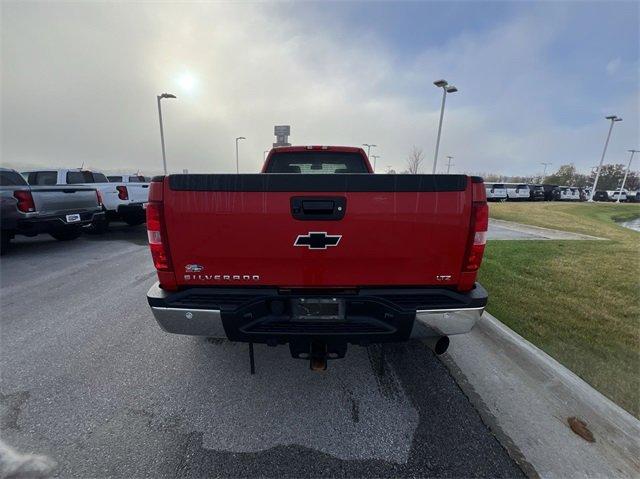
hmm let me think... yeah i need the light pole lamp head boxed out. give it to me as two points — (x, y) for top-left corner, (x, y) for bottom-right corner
(236, 136), (246, 141)
(434, 79), (448, 88)
(605, 115), (621, 122)
(445, 85), (458, 93)
(159, 93), (176, 99)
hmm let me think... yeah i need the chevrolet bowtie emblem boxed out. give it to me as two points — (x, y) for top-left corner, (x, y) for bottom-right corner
(294, 232), (342, 250)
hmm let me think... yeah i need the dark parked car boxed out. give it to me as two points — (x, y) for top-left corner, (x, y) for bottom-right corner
(593, 191), (609, 202)
(541, 184), (559, 201)
(528, 184), (545, 201)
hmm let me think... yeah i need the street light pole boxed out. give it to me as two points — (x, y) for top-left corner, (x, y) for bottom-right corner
(363, 143), (377, 159)
(156, 93), (176, 175)
(446, 156), (454, 174)
(432, 79), (458, 174)
(541, 162), (552, 178)
(589, 115), (622, 202)
(235, 136), (246, 174)
(370, 155), (380, 172)
(616, 149), (638, 203)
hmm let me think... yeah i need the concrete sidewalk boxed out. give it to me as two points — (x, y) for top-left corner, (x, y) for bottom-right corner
(488, 219), (606, 241)
(442, 313), (640, 478)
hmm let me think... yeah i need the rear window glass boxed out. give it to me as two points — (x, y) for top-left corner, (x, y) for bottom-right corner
(107, 176), (122, 182)
(128, 176), (144, 182)
(0, 170), (28, 186)
(67, 171), (94, 183)
(66, 171), (107, 183)
(517, 184), (528, 189)
(27, 171), (58, 185)
(492, 184), (505, 189)
(265, 151), (368, 173)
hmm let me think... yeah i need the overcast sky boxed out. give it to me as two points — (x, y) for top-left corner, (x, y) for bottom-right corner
(1, 1), (638, 176)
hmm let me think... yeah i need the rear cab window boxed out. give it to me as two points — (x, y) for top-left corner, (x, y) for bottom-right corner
(265, 151), (369, 173)
(0, 170), (28, 186)
(25, 171), (58, 186)
(128, 176), (145, 183)
(66, 171), (108, 184)
(107, 176), (123, 182)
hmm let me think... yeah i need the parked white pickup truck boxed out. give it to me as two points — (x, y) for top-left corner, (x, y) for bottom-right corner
(22, 169), (149, 229)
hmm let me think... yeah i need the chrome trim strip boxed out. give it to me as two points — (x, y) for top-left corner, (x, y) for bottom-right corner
(150, 306), (226, 338)
(412, 307), (484, 338)
(416, 306), (485, 314)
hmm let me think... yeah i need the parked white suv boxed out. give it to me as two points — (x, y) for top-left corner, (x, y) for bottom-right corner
(485, 183), (508, 201)
(556, 186), (579, 201)
(506, 184), (530, 201)
(607, 190), (627, 202)
(22, 169), (149, 229)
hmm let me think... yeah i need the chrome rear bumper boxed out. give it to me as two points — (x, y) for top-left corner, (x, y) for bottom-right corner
(148, 280), (484, 339)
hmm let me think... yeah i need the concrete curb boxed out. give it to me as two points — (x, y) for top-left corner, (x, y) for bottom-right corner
(489, 219), (606, 240)
(443, 312), (640, 478)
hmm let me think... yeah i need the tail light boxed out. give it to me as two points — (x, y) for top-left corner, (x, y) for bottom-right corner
(14, 190), (35, 213)
(146, 179), (177, 290)
(116, 185), (128, 200)
(96, 190), (103, 207)
(147, 202), (171, 270)
(459, 178), (489, 291)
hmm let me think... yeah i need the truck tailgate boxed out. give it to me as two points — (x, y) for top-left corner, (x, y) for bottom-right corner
(30, 186), (99, 215)
(161, 174), (473, 288)
(127, 183), (150, 204)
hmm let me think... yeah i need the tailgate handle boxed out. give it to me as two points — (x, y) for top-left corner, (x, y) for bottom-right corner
(291, 197), (346, 221)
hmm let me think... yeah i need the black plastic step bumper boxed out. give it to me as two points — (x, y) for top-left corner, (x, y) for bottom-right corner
(147, 283), (488, 344)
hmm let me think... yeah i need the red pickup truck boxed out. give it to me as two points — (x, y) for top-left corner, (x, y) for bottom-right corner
(146, 146), (488, 370)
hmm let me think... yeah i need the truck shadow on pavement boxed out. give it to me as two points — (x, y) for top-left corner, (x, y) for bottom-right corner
(2, 223), (147, 257)
(134, 340), (525, 478)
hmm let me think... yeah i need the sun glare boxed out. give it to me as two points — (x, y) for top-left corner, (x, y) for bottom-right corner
(177, 72), (196, 92)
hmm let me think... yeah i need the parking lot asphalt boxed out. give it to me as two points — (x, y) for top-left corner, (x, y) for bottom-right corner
(1, 226), (524, 478)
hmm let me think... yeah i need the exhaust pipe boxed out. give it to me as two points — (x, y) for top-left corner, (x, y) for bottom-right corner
(425, 336), (450, 355)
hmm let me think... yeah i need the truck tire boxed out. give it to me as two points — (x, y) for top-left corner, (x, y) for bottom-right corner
(50, 227), (82, 241)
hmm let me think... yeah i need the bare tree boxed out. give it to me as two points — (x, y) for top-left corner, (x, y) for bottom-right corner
(406, 146), (424, 174)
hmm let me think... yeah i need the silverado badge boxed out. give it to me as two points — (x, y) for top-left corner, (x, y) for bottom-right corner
(294, 232), (341, 250)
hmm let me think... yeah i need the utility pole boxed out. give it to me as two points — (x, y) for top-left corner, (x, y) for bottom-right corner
(370, 155), (380, 172)
(589, 115), (622, 201)
(235, 136), (246, 174)
(363, 143), (377, 159)
(432, 79), (458, 174)
(616, 149), (638, 203)
(446, 156), (454, 174)
(541, 162), (552, 178)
